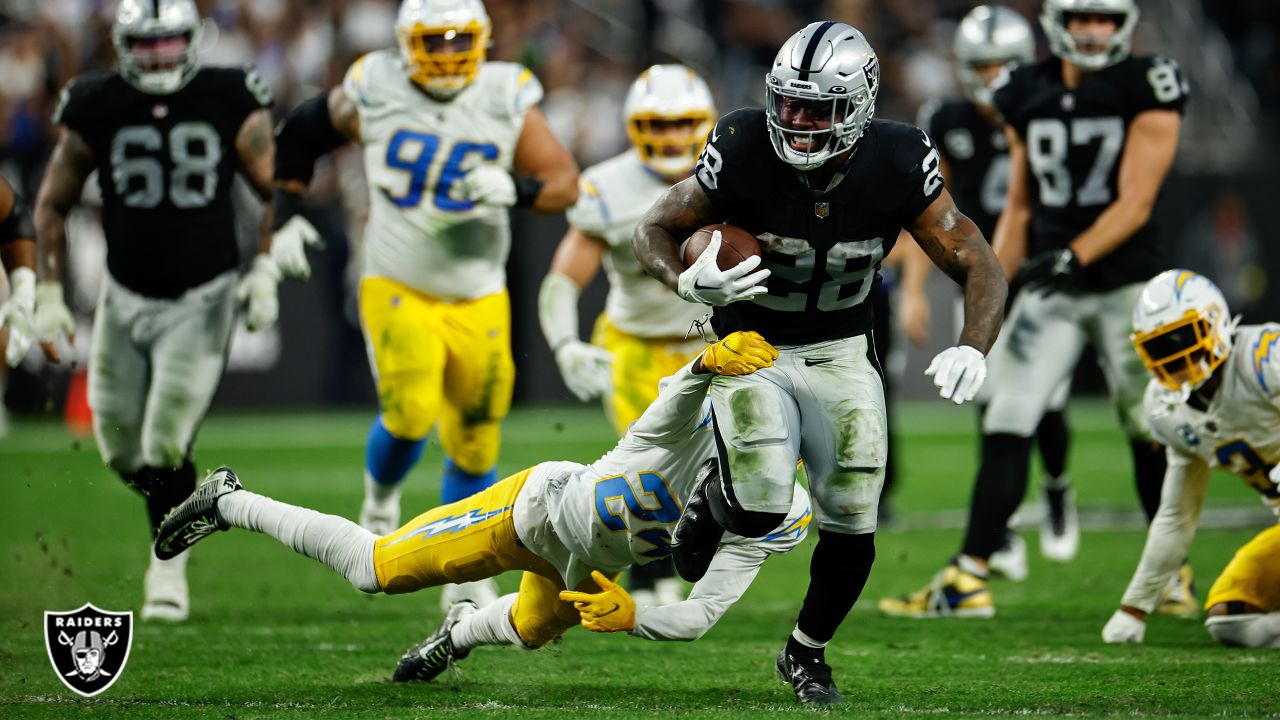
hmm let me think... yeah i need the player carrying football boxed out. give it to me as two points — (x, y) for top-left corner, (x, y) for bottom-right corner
(633, 22), (1007, 705)
(154, 331), (815, 679)
(267, 0), (577, 608)
(1101, 270), (1280, 649)
(882, 0), (1191, 621)
(32, 0), (278, 622)
(538, 64), (716, 606)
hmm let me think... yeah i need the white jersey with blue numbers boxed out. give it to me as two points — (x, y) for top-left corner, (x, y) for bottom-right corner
(513, 361), (810, 589)
(344, 51), (542, 300)
(568, 150), (708, 338)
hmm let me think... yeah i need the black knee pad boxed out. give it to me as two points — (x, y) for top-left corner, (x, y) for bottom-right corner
(706, 479), (787, 538)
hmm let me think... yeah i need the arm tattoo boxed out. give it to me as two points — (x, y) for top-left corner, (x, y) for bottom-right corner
(236, 109), (275, 200)
(34, 129), (94, 281)
(913, 203), (1007, 353)
(632, 177), (717, 291)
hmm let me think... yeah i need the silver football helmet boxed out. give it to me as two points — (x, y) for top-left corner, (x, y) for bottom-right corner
(954, 6), (1036, 107)
(1040, 0), (1139, 72)
(113, 0), (202, 94)
(766, 22), (879, 171)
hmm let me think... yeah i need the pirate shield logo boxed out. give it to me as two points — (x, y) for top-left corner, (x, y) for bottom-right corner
(44, 603), (133, 697)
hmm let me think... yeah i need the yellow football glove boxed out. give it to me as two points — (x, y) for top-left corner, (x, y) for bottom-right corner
(558, 571), (636, 633)
(700, 330), (779, 376)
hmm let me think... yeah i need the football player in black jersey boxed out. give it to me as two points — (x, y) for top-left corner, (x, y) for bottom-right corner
(31, 0), (279, 623)
(634, 22), (1007, 705)
(915, 5), (1080, 577)
(0, 176), (37, 370)
(883, 0), (1191, 620)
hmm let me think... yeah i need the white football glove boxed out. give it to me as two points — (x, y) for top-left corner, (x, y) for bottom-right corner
(235, 254), (281, 332)
(34, 280), (75, 362)
(677, 230), (771, 307)
(1, 267), (35, 366)
(554, 340), (612, 402)
(1102, 609), (1146, 644)
(925, 345), (987, 405)
(270, 215), (323, 280)
(461, 165), (517, 208)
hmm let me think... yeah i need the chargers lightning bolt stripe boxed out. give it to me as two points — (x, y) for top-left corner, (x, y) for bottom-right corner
(763, 507), (812, 543)
(1173, 270), (1195, 300)
(383, 506), (513, 547)
(1253, 329), (1280, 393)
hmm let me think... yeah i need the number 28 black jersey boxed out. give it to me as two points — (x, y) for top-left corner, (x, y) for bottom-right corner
(993, 55), (1188, 292)
(693, 108), (943, 345)
(53, 67), (273, 299)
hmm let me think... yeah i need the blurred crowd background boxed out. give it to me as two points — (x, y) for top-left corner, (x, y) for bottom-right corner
(1, 0), (1278, 414)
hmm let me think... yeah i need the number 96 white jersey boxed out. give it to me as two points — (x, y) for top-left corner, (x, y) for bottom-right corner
(344, 51), (543, 300)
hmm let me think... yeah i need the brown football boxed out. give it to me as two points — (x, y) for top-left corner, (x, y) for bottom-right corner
(681, 224), (762, 270)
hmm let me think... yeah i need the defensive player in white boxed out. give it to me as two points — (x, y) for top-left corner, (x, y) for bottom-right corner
(538, 64), (716, 605)
(154, 331), (814, 681)
(1102, 270), (1280, 648)
(268, 0), (578, 608)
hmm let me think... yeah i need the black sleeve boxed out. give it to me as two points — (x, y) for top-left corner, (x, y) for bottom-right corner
(51, 73), (109, 136)
(1125, 56), (1189, 116)
(693, 108), (762, 213)
(891, 124), (946, 226)
(274, 93), (350, 185)
(991, 66), (1027, 135)
(0, 190), (35, 245)
(216, 66), (275, 119)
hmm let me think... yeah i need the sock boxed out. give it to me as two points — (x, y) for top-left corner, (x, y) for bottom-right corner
(440, 457), (497, 504)
(365, 417), (426, 489)
(788, 626), (828, 654)
(219, 490), (381, 593)
(147, 460), (198, 536)
(954, 553), (989, 579)
(961, 433), (1035, 559)
(451, 593), (521, 652)
(1131, 441), (1167, 523)
(1036, 410), (1070, 481)
(794, 530), (875, 645)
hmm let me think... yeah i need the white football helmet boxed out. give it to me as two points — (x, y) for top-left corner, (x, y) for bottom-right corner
(396, 0), (491, 99)
(1131, 270), (1234, 391)
(954, 5), (1036, 108)
(1040, 0), (1139, 72)
(766, 22), (879, 170)
(112, 0), (202, 95)
(624, 65), (716, 180)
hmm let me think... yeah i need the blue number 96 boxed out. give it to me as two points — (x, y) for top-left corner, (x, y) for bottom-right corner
(383, 129), (499, 211)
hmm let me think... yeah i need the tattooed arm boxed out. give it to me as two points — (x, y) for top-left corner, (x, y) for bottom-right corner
(906, 188), (1006, 354)
(235, 108), (276, 253)
(632, 176), (719, 292)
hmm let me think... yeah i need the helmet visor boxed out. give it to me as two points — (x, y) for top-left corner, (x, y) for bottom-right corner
(1132, 313), (1220, 389)
(767, 92), (852, 156)
(127, 33), (191, 74)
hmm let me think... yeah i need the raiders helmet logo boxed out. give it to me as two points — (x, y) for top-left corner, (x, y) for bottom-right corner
(44, 603), (133, 697)
(862, 56), (880, 98)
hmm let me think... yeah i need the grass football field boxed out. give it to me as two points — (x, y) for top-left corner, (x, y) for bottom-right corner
(1, 400), (1276, 718)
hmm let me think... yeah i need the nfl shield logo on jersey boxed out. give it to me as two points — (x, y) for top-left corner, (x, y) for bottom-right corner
(815, 202), (830, 218)
(44, 604), (133, 697)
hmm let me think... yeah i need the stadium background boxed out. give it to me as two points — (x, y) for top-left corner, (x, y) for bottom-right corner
(0, 0), (1276, 414)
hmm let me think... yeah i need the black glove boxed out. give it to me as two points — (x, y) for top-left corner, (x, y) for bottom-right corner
(1015, 248), (1081, 293)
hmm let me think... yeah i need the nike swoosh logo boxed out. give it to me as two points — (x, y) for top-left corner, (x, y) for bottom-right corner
(711, 127), (720, 143)
(804, 358), (834, 367)
(597, 603), (621, 617)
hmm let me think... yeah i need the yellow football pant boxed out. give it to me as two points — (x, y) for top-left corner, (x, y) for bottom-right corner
(359, 278), (514, 473)
(1205, 523), (1280, 612)
(373, 467), (610, 647)
(593, 316), (704, 436)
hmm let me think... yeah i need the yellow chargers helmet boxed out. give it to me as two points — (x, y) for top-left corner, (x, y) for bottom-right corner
(623, 65), (716, 180)
(395, 0), (491, 98)
(1131, 270), (1235, 391)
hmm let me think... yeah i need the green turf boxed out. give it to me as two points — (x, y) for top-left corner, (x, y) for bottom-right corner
(0, 401), (1275, 718)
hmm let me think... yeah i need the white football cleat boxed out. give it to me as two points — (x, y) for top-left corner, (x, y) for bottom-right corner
(1040, 485), (1079, 563)
(360, 471), (401, 536)
(988, 530), (1028, 582)
(654, 577), (687, 606)
(142, 550), (189, 622)
(440, 578), (499, 612)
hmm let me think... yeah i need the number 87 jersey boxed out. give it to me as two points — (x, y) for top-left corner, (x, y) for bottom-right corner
(344, 50), (542, 301)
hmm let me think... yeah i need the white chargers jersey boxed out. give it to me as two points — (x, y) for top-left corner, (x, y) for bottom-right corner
(1119, 323), (1280, 612)
(567, 150), (707, 338)
(344, 51), (542, 300)
(515, 361), (811, 588)
(1144, 324), (1280, 495)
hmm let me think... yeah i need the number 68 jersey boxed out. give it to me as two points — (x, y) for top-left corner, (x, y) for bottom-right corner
(53, 67), (272, 298)
(344, 50), (542, 301)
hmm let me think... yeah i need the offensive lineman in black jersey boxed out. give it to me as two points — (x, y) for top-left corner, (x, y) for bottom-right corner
(633, 22), (1007, 705)
(32, 0), (280, 622)
(916, 5), (1080, 576)
(884, 0), (1190, 620)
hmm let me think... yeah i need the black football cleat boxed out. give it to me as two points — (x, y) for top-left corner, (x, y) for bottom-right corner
(154, 466), (241, 560)
(776, 647), (844, 705)
(670, 459), (726, 582)
(393, 600), (478, 683)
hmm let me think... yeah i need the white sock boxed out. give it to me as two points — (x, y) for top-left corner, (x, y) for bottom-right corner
(1044, 473), (1071, 492)
(955, 554), (989, 579)
(790, 626), (827, 650)
(450, 593), (522, 651)
(365, 470), (401, 503)
(218, 490), (381, 593)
